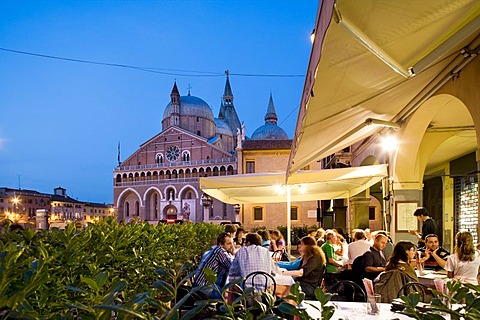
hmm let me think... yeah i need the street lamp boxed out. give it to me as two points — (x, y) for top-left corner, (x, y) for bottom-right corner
(201, 193), (212, 222)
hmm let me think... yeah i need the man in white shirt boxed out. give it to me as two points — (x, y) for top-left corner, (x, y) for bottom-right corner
(347, 229), (371, 265)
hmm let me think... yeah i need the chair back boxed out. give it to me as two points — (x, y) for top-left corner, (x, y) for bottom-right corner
(243, 271), (276, 294)
(327, 280), (367, 302)
(272, 249), (288, 261)
(397, 282), (432, 302)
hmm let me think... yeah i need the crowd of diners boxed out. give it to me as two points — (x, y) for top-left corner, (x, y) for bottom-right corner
(192, 207), (480, 303)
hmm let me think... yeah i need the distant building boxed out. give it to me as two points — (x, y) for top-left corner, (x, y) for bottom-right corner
(114, 75), (241, 223)
(236, 94), (322, 230)
(0, 187), (113, 229)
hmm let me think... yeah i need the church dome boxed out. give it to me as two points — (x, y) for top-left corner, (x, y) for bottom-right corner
(163, 95), (214, 121)
(215, 118), (234, 136)
(251, 123), (289, 140)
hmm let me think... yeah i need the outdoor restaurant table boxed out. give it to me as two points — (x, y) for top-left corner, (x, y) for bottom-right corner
(416, 269), (448, 288)
(304, 300), (413, 320)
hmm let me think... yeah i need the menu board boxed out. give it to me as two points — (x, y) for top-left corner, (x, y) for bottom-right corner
(396, 202), (419, 232)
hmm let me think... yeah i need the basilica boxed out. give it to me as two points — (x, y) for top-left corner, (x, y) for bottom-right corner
(113, 74), (292, 225)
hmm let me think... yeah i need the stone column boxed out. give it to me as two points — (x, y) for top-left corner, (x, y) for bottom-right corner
(350, 196), (370, 229)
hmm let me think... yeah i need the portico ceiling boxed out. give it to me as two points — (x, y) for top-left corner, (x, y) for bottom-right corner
(287, 0), (480, 178)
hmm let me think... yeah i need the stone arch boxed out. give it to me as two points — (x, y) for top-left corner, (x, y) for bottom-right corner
(213, 166), (219, 176)
(165, 185), (178, 201)
(144, 187), (162, 221)
(227, 165), (234, 175)
(220, 165), (226, 176)
(115, 174), (122, 185)
(179, 185), (200, 199)
(360, 155), (380, 166)
(185, 168), (191, 178)
(394, 94), (476, 189)
(206, 167), (212, 176)
(163, 204), (178, 219)
(192, 168), (198, 177)
(116, 188), (143, 220)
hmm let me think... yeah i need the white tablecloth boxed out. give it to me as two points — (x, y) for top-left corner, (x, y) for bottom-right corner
(416, 269), (448, 288)
(304, 301), (413, 320)
(274, 273), (295, 286)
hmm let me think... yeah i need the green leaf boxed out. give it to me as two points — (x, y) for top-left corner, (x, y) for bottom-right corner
(81, 276), (100, 292)
(95, 271), (108, 288)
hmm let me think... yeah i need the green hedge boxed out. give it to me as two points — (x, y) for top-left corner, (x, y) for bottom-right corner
(0, 218), (223, 319)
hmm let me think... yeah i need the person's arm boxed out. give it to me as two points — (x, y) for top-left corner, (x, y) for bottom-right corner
(409, 229), (422, 240)
(430, 249), (447, 269)
(278, 266), (303, 277)
(363, 252), (385, 273)
(365, 266), (385, 273)
(328, 257), (343, 267)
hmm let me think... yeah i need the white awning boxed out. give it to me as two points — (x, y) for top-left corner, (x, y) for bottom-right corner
(200, 164), (387, 204)
(287, 0), (480, 176)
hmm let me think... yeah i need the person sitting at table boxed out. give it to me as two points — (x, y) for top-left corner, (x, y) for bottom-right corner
(374, 241), (419, 303)
(269, 230), (286, 252)
(278, 236), (326, 299)
(316, 228), (326, 247)
(418, 234), (449, 270)
(229, 233), (276, 290)
(193, 232), (235, 298)
(347, 229), (371, 266)
(234, 227), (246, 249)
(445, 231), (480, 285)
(321, 230), (343, 287)
(258, 230), (271, 249)
(224, 224), (237, 239)
(362, 232), (388, 280)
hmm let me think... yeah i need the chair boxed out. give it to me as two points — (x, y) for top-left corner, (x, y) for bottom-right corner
(397, 282), (432, 302)
(272, 250), (288, 262)
(327, 280), (367, 302)
(243, 271), (276, 294)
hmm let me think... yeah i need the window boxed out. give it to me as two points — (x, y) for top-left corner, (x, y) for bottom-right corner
(197, 130), (201, 135)
(369, 207), (376, 220)
(254, 207), (263, 221)
(291, 207), (298, 220)
(246, 160), (255, 173)
(182, 151), (190, 162)
(156, 154), (163, 164)
(125, 202), (130, 217)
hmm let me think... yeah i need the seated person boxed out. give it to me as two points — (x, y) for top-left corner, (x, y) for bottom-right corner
(446, 231), (480, 285)
(193, 232), (234, 298)
(418, 234), (449, 270)
(229, 233), (276, 291)
(321, 230), (343, 276)
(347, 229), (370, 265)
(363, 232), (388, 280)
(258, 230), (271, 249)
(374, 241), (419, 303)
(278, 236), (326, 299)
(234, 227), (246, 248)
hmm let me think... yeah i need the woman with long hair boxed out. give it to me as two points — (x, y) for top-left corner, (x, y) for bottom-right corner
(374, 241), (418, 302)
(277, 236), (326, 298)
(269, 230), (285, 252)
(445, 231), (480, 284)
(385, 241), (418, 279)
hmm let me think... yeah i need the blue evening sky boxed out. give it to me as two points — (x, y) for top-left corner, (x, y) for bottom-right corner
(0, 1), (318, 203)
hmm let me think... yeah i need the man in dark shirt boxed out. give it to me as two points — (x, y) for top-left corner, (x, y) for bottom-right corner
(363, 233), (388, 280)
(409, 207), (437, 247)
(418, 234), (449, 270)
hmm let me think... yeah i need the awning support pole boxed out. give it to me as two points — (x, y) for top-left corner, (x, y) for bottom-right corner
(286, 186), (291, 256)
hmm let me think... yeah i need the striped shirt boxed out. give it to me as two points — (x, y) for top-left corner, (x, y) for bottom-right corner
(194, 245), (233, 288)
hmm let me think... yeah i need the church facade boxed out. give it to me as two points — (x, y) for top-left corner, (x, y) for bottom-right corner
(113, 76), (241, 223)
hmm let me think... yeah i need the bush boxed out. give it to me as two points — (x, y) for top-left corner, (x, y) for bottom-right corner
(0, 218), (223, 318)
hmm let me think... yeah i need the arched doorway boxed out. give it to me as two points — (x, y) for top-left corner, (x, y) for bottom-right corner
(164, 204), (178, 219)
